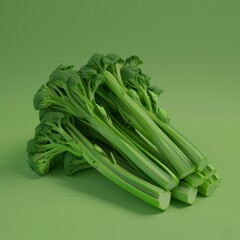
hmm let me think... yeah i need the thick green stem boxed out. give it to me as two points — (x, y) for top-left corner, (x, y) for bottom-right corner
(139, 85), (153, 112)
(88, 116), (177, 190)
(200, 164), (216, 180)
(111, 116), (178, 183)
(198, 180), (215, 196)
(208, 173), (221, 187)
(66, 124), (171, 210)
(49, 84), (178, 189)
(183, 172), (205, 188)
(171, 181), (198, 204)
(145, 109), (209, 171)
(102, 71), (195, 179)
(209, 173), (221, 187)
(97, 91), (177, 174)
(109, 113), (177, 173)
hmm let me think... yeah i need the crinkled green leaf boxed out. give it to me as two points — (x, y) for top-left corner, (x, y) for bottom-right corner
(27, 139), (37, 155)
(41, 112), (65, 124)
(148, 85), (163, 96)
(156, 108), (170, 123)
(85, 53), (104, 71)
(80, 67), (97, 81)
(91, 74), (105, 94)
(33, 85), (53, 110)
(49, 65), (79, 83)
(63, 152), (91, 176)
(125, 55), (143, 67)
(127, 89), (142, 106)
(147, 90), (159, 113)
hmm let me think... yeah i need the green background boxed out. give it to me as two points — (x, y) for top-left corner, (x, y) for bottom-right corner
(1, 0), (239, 239)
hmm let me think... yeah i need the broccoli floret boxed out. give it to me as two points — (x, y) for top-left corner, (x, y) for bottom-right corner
(63, 151), (91, 176)
(27, 112), (80, 176)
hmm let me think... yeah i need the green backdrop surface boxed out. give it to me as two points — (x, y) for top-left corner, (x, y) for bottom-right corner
(0, 1), (239, 239)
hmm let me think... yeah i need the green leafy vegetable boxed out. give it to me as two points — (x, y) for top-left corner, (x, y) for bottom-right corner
(27, 53), (221, 210)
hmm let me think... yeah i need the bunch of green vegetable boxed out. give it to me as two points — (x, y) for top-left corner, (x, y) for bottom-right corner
(27, 53), (221, 210)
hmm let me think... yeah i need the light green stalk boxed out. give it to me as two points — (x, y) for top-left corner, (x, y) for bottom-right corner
(183, 172), (206, 188)
(66, 124), (171, 210)
(146, 110), (209, 171)
(201, 164), (216, 179)
(171, 181), (198, 204)
(198, 180), (215, 196)
(101, 71), (195, 179)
